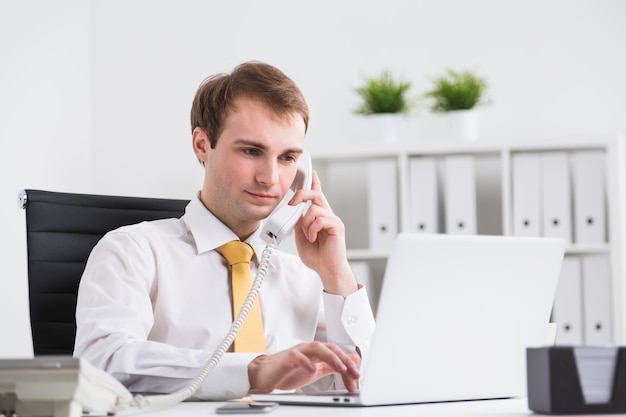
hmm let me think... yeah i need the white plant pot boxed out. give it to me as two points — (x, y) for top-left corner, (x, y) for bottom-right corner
(445, 109), (480, 141)
(368, 113), (402, 143)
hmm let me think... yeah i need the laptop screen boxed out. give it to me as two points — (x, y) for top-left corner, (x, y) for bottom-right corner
(359, 233), (565, 405)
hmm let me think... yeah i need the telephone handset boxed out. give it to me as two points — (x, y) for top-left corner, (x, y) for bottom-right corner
(261, 149), (313, 245)
(0, 151), (315, 417)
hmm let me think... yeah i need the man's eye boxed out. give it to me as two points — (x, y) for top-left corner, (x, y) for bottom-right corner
(281, 154), (297, 163)
(243, 148), (260, 156)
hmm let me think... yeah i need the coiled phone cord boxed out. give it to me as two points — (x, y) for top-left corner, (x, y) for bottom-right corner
(117, 241), (277, 410)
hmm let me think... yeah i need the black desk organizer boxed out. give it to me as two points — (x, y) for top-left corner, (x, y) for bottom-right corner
(527, 346), (626, 414)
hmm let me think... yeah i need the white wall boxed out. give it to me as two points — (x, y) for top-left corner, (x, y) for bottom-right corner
(2, 0), (626, 356)
(0, 0), (92, 356)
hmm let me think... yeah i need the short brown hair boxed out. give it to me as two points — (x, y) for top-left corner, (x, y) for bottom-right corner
(190, 61), (309, 148)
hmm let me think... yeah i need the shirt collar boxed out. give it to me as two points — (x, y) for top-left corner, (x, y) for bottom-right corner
(182, 193), (268, 264)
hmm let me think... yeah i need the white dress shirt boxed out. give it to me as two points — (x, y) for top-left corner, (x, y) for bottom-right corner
(74, 194), (375, 400)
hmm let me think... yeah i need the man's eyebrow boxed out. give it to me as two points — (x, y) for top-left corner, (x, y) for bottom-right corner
(283, 148), (304, 156)
(234, 138), (267, 150)
(234, 139), (303, 155)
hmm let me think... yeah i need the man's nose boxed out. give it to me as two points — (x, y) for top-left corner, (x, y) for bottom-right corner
(257, 159), (279, 185)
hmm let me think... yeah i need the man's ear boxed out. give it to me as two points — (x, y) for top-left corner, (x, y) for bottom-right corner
(192, 127), (210, 165)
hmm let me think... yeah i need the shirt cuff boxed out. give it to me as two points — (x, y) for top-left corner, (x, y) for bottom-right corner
(322, 286), (376, 350)
(195, 352), (260, 400)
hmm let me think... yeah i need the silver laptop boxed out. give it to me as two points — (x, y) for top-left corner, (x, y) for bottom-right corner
(252, 233), (565, 406)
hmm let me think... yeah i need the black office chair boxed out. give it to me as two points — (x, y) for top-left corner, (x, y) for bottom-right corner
(18, 189), (189, 356)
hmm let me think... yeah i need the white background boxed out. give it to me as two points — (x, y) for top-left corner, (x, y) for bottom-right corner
(2, 0), (625, 356)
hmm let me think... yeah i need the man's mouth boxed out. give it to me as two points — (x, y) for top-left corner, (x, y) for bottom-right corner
(245, 190), (276, 204)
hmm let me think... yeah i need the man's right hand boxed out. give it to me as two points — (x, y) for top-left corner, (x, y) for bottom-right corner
(247, 341), (361, 394)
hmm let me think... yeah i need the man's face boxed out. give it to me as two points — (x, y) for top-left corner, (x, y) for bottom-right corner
(199, 96), (306, 238)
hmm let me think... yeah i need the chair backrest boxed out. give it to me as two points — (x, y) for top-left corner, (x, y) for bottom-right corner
(19, 189), (189, 356)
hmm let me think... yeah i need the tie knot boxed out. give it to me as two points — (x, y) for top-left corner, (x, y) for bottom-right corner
(219, 241), (254, 266)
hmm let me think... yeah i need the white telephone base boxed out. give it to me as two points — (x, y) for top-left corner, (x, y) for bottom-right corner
(0, 356), (132, 417)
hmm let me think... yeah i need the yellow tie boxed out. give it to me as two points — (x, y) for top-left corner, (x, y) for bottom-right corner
(219, 241), (266, 353)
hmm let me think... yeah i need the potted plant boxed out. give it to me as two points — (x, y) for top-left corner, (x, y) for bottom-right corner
(354, 70), (414, 142)
(423, 68), (490, 140)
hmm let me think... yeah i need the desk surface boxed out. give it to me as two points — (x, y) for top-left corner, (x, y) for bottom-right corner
(113, 397), (582, 417)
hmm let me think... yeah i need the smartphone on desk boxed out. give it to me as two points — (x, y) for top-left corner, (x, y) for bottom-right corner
(216, 401), (279, 414)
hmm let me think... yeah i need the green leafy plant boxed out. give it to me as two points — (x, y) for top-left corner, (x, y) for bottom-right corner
(424, 69), (489, 112)
(354, 70), (413, 115)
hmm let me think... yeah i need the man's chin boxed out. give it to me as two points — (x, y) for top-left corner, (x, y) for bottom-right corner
(247, 208), (275, 223)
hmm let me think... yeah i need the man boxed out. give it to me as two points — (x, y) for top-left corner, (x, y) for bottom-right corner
(74, 61), (375, 400)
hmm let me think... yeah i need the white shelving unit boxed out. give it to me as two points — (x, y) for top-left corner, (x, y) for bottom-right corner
(309, 134), (626, 344)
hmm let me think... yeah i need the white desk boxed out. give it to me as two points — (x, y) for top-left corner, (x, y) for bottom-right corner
(113, 398), (571, 417)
